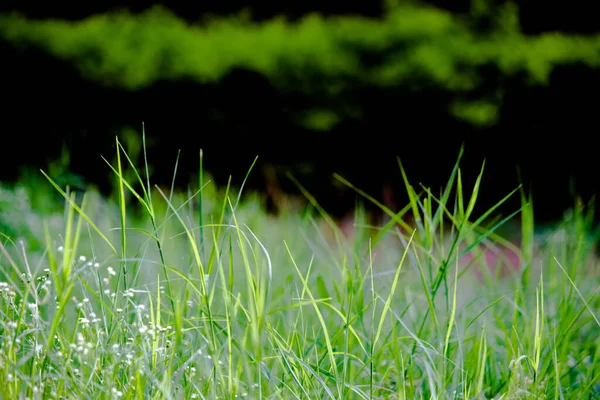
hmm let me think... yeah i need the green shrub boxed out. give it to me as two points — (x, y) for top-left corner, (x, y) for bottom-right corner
(2, 4), (600, 125)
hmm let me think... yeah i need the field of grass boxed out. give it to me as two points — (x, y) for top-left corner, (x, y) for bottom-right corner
(1, 137), (599, 399)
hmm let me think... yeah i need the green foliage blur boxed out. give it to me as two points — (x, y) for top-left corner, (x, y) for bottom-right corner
(1, 2), (600, 127)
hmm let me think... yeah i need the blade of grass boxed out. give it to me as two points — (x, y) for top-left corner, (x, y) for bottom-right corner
(199, 148), (205, 264)
(554, 257), (600, 328)
(40, 170), (117, 256)
(373, 230), (415, 349)
(115, 137), (128, 291)
(284, 245), (342, 398)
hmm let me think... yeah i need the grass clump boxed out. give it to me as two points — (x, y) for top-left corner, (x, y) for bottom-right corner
(0, 136), (599, 399)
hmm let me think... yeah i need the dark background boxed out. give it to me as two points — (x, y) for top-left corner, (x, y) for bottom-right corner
(1, 0), (599, 224)
(2, 0), (599, 34)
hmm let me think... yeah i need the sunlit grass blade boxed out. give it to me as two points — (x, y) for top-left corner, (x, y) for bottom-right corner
(443, 256), (459, 374)
(40, 169), (118, 255)
(115, 137), (129, 290)
(373, 231), (415, 349)
(199, 148), (205, 264)
(554, 257), (600, 328)
(284, 244), (342, 397)
(333, 173), (417, 236)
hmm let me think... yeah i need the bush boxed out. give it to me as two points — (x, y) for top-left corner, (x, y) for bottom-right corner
(2, 4), (600, 126)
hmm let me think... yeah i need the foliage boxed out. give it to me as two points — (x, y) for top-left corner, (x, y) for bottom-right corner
(2, 4), (600, 125)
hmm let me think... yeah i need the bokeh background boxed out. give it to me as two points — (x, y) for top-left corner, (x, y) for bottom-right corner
(1, 0), (599, 225)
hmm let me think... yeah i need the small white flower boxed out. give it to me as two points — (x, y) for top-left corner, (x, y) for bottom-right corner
(57, 246), (64, 252)
(107, 267), (116, 276)
(79, 256), (86, 262)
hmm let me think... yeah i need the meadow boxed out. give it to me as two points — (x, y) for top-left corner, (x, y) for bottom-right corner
(1, 137), (599, 399)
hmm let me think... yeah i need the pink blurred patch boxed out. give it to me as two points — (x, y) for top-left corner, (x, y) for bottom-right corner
(459, 241), (522, 280)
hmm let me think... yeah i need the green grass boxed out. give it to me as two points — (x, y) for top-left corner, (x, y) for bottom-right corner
(1, 137), (599, 399)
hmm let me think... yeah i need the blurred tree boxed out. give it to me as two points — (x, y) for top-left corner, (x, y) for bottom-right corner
(0, 0), (384, 22)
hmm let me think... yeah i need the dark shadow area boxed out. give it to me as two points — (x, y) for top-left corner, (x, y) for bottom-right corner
(2, 37), (600, 225)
